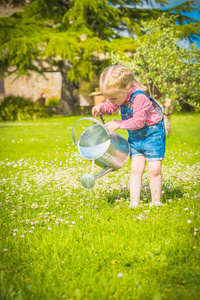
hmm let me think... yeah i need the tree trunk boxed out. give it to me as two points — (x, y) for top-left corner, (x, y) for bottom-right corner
(60, 60), (76, 115)
(164, 115), (171, 135)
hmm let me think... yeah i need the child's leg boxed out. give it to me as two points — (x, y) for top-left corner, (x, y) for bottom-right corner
(148, 160), (162, 203)
(130, 155), (146, 204)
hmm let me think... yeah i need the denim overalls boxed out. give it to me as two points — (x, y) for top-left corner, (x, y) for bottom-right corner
(120, 90), (166, 161)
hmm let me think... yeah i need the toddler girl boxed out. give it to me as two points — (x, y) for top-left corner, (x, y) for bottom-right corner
(92, 65), (166, 207)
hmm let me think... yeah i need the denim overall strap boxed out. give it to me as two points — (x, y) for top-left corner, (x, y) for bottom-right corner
(129, 90), (163, 121)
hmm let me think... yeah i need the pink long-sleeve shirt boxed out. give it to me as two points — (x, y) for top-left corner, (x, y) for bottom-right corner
(97, 85), (162, 130)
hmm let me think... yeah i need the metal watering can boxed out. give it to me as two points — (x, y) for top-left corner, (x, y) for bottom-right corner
(72, 116), (130, 189)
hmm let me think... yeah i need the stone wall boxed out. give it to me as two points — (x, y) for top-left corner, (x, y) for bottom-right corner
(1, 71), (96, 107)
(3, 71), (62, 102)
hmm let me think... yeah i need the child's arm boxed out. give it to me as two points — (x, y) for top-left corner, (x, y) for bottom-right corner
(92, 98), (119, 117)
(106, 95), (161, 131)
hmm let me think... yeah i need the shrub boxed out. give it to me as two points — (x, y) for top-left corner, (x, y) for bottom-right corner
(45, 97), (60, 106)
(0, 95), (45, 121)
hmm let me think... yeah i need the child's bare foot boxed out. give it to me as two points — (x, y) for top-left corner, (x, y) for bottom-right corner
(129, 203), (139, 208)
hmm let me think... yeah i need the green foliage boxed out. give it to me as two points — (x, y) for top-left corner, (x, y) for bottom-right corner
(168, 1), (200, 29)
(110, 15), (200, 112)
(0, 0), (199, 82)
(0, 95), (45, 121)
(45, 97), (60, 106)
(0, 1), (199, 115)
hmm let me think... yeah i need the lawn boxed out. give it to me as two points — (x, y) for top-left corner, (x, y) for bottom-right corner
(0, 112), (200, 300)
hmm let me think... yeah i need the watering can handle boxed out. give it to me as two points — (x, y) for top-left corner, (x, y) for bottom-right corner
(100, 114), (106, 124)
(72, 117), (110, 146)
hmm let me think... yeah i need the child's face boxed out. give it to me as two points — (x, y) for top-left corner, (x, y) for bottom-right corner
(102, 89), (129, 105)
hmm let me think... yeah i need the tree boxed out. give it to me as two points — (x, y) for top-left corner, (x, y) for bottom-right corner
(110, 15), (200, 133)
(0, 0), (199, 114)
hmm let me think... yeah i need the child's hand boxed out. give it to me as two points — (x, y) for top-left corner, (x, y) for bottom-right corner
(106, 120), (120, 131)
(92, 105), (101, 117)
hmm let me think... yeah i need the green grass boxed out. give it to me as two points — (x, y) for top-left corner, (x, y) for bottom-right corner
(0, 113), (200, 300)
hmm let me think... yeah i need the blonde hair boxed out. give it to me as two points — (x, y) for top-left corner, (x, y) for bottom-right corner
(99, 65), (147, 93)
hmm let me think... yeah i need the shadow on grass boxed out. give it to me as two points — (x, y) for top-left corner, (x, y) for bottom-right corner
(105, 180), (183, 205)
(162, 181), (183, 203)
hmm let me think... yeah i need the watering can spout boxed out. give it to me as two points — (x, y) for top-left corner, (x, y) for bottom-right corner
(94, 167), (113, 180)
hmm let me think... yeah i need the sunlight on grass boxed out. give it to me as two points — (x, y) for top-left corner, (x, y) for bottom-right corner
(0, 113), (199, 299)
